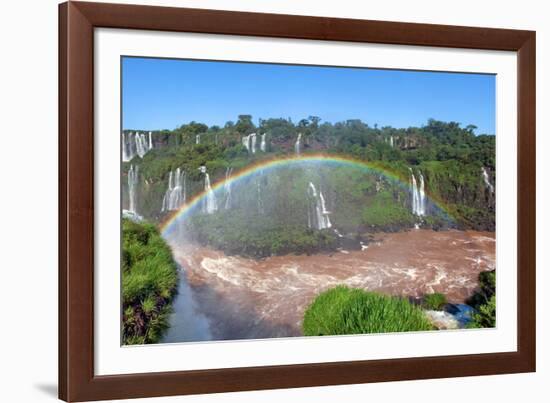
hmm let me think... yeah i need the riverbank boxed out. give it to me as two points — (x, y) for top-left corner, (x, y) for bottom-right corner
(122, 218), (179, 345)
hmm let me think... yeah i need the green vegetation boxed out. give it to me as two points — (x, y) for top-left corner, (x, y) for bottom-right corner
(422, 293), (448, 310)
(124, 116), (495, 255)
(302, 286), (433, 336)
(467, 270), (496, 328)
(361, 190), (415, 230)
(186, 211), (338, 257)
(122, 218), (179, 344)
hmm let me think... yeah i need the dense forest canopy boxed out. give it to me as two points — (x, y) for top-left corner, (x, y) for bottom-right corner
(122, 116), (495, 256)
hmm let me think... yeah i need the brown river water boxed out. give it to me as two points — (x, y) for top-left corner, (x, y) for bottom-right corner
(162, 229), (495, 343)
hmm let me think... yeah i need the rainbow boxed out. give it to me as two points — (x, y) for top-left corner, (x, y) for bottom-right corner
(160, 153), (453, 235)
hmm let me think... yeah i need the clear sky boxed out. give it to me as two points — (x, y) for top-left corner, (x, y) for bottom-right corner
(122, 57), (495, 135)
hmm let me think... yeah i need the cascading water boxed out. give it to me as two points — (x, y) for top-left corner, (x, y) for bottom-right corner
(201, 168), (218, 214)
(122, 132), (129, 161)
(481, 167), (494, 193)
(307, 182), (332, 230)
(260, 133), (267, 152)
(122, 132), (154, 161)
(295, 133), (302, 155)
(127, 164), (139, 214)
(195, 134), (201, 145)
(242, 136), (250, 152)
(418, 172), (426, 215)
(224, 167), (233, 209)
(161, 168), (186, 212)
(390, 136), (394, 148)
(242, 133), (257, 153)
(135, 132), (150, 158)
(250, 133), (257, 154)
(409, 168), (426, 216)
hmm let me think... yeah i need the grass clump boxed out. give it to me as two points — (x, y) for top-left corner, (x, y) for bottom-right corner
(122, 218), (178, 345)
(422, 293), (447, 310)
(303, 286), (433, 336)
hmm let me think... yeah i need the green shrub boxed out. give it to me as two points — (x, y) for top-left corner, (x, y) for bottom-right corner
(469, 295), (496, 328)
(467, 270), (496, 328)
(423, 293), (447, 310)
(122, 218), (178, 344)
(303, 286), (433, 336)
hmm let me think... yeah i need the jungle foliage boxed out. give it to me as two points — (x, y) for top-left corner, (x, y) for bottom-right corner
(122, 219), (179, 344)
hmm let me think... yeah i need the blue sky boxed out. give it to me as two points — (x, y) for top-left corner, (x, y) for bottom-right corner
(122, 57), (495, 135)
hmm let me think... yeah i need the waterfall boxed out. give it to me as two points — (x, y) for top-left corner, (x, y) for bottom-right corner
(481, 167), (494, 193)
(128, 164), (139, 214)
(295, 133), (302, 155)
(307, 182), (332, 230)
(161, 168), (186, 212)
(390, 136), (394, 147)
(242, 135), (250, 152)
(224, 167), (233, 209)
(250, 133), (257, 154)
(202, 169), (217, 214)
(260, 133), (267, 152)
(122, 132), (130, 161)
(409, 168), (426, 216)
(242, 133), (257, 153)
(195, 134), (201, 145)
(418, 172), (426, 215)
(123, 132), (153, 161)
(135, 132), (149, 158)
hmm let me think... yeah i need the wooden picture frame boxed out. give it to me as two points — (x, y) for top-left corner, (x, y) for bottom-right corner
(59, 1), (536, 401)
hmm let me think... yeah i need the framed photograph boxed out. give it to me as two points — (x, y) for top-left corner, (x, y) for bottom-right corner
(59, 1), (536, 401)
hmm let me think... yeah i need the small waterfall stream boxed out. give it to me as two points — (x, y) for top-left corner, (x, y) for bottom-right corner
(409, 168), (426, 216)
(127, 164), (139, 214)
(242, 133), (257, 153)
(201, 167), (218, 214)
(481, 167), (494, 193)
(307, 182), (332, 230)
(295, 133), (302, 155)
(161, 168), (186, 212)
(260, 133), (267, 152)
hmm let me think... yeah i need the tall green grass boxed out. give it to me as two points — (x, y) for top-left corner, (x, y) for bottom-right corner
(303, 286), (433, 336)
(122, 218), (178, 344)
(422, 293), (447, 310)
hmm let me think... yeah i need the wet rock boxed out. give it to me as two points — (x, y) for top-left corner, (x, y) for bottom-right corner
(425, 310), (459, 330)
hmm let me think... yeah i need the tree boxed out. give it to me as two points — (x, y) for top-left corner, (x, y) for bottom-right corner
(235, 114), (256, 134)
